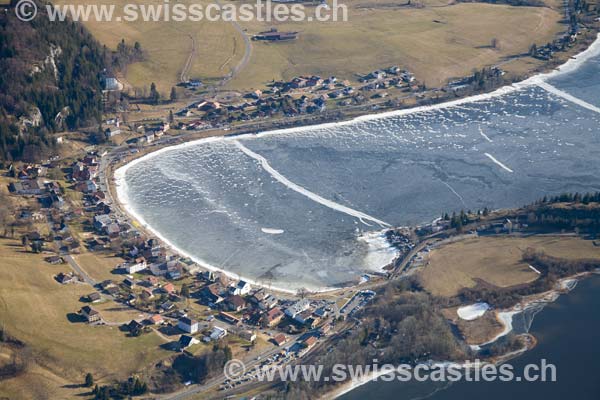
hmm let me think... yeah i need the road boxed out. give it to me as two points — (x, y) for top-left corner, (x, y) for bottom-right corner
(64, 254), (97, 286)
(162, 345), (287, 400)
(180, 34), (197, 83)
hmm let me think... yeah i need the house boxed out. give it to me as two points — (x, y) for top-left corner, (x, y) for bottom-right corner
(284, 298), (310, 318)
(303, 336), (317, 350)
(178, 317), (199, 334)
(209, 326), (227, 341)
(162, 282), (176, 294)
(9, 179), (46, 195)
(147, 314), (164, 325)
(238, 330), (257, 342)
(146, 276), (160, 287)
(230, 280), (251, 296)
(105, 127), (121, 138)
(219, 311), (241, 325)
(56, 272), (76, 284)
(178, 334), (200, 350)
(200, 283), (224, 305)
(105, 286), (119, 296)
(160, 301), (175, 312)
(124, 257), (147, 274)
(272, 333), (287, 346)
(140, 287), (155, 300)
(126, 319), (144, 334)
(144, 132), (155, 143)
(45, 255), (63, 265)
(253, 28), (298, 41)
(93, 214), (112, 232)
(294, 309), (314, 325)
(262, 307), (284, 327)
(80, 306), (101, 322)
(225, 295), (246, 312)
(123, 277), (136, 289)
(87, 292), (102, 303)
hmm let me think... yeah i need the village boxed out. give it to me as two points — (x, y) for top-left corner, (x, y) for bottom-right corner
(3, 155), (384, 393)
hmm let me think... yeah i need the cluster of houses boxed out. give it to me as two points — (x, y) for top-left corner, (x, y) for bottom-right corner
(104, 117), (171, 145)
(180, 67), (419, 129)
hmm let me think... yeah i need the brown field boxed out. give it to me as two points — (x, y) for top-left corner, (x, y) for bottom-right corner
(229, 1), (563, 89)
(54, 0), (564, 94)
(420, 235), (600, 297)
(73, 251), (123, 281)
(0, 238), (170, 399)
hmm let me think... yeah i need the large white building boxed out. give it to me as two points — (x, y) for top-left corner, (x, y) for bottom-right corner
(178, 317), (199, 334)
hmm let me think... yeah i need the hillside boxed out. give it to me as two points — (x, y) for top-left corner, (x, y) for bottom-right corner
(0, 0), (105, 162)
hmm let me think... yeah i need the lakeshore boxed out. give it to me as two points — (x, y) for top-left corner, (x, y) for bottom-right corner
(109, 33), (600, 293)
(340, 273), (600, 400)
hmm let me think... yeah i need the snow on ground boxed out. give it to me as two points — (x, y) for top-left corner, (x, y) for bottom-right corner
(457, 302), (490, 320)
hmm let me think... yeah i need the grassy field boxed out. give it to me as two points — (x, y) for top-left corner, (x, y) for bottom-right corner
(420, 235), (600, 297)
(73, 251), (124, 282)
(0, 237), (170, 399)
(54, 0), (564, 94)
(230, 1), (563, 89)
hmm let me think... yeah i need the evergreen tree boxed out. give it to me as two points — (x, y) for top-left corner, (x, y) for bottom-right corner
(85, 372), (94, 387)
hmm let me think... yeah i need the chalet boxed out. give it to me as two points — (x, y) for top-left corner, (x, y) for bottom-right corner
(262, 307), (284, 327)
(80, 306), (101, 322)
(45, 255), (63, 265)
(162, 282), (176, 294)
(178, 317), (199, 334)
(253, 28), (298, 41)
(140, 287), (155, 300)
(178, 334), (200, 350)
(160, 301), (175, 312)
(100, 280), (115, 290)
(197, 101), (221, 111)
(56, 272), (76, 284)
(225, 295), (246, 312)
(147, 314), (164, 325)
(101, 287), (117, 298)
(126, 319), (144, 334)
(272, 333), (287, 346)
(87, 292), (102, 303)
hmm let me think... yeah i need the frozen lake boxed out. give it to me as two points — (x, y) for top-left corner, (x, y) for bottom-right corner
(117, 40), (600, 292)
